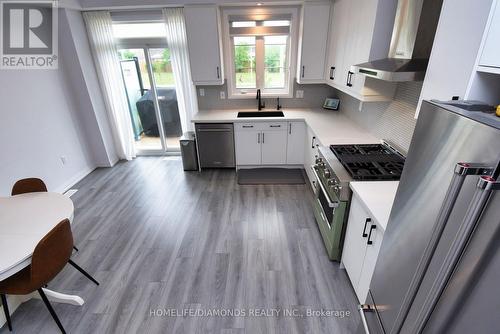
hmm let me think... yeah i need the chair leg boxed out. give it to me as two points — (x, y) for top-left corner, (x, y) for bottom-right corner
(1, 294), (12, 331)
(68, 259), (99, 286)
(37, 289), (66, 334)
(73, 246), (79, 252)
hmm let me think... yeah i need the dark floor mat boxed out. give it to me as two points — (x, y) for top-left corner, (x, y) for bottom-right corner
(237, 168), (306, 185)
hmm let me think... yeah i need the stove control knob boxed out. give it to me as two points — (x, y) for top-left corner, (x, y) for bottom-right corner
(327, 180), (335, 186)
(315, 157), (323, 164)
(324, 170), (331, 178)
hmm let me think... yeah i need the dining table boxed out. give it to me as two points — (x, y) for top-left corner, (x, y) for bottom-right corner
(0, 192), (84, 306)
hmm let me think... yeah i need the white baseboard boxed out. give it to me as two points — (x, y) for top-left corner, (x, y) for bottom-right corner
(55, 166), (95, 194)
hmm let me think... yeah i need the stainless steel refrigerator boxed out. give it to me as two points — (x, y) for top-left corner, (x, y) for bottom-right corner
(359, 100), (500, 334)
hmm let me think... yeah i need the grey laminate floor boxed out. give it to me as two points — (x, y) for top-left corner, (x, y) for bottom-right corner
(1, 157), (361, 334)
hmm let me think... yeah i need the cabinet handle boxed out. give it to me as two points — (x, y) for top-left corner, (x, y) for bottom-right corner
(301, 65), (305, 78)
(330, 66), (336, 80)
(242, 125), (254, 128)
(257, 133), (260, 144)
(216, 66), (220, 79)
(289, 123), (292, 134)
(270, 125), (281, 128)
(347, 71), (354, 87)
(367, 224), (376, 245)
(311, 136), (316, 149)
(362, 218), (371, 237)
(262, 132), (265, 143)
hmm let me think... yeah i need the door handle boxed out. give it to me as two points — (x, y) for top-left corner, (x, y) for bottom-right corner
(270, 125), (281, 128)
(362, 218), (371, 237)
(289, 123), (292, 134)
(257, 133), (260, 144)
(262, 132), (265, 143)
(301, 65), (305, 78)
(311, 136), (316, 149)
(367, 224), (376, 245)
(347, 71), (354, 87)
(412, 175), (500, 333)
(330, 66), (335, 80)
(358, 304), (374, 334)
(216, 66), (220, 79)
(242, 125), (254, 128)
(391, 162), (495, 333)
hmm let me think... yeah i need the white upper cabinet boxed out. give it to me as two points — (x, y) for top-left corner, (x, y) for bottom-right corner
(416, 0), (495, 117)
(286, 121), (306, 165)
(296, 2), (331, 83)
(184, 5), (224, 85)
(479, 0), (500, 69)
(325, 0), (397, 101)
(326, 0), (350, 87)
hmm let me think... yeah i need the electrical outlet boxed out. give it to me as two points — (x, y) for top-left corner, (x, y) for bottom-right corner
(60, 156), (67, 165)
(199, 88), (205, 96)
(220, 91), (226, 99)
(296, 90), (304, 98)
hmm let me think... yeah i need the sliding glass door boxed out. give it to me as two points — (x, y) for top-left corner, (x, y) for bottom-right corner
(118, 46), (181, 154)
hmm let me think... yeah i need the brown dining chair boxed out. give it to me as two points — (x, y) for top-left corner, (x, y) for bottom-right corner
(11, 178), (79, 252)
(11, 177), (48, 196)
(0, 219), (99, 333)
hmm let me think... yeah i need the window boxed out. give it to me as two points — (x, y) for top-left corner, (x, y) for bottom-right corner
(224, 10), (297, 98)
(234, 36), (256, 89)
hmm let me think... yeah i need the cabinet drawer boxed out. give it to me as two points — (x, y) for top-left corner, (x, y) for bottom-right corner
(235, 123), (260, 131)
(263, 122), (287, 130)
(235, 122), (287, 131)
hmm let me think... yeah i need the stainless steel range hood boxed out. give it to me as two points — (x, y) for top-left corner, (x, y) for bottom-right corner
(351, 0), (444, 82)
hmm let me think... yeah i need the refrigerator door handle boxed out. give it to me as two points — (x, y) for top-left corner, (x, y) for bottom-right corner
(412, 176), (500, 333)
(359, 304), (373, 334)
(393, 162), (494, 333)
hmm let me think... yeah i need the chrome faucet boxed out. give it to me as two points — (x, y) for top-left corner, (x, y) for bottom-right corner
(256, 89), (265, 110)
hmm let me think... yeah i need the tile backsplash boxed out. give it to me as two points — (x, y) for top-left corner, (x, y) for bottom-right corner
(338, 81), (423, 153)
(196, 80), (337, 110)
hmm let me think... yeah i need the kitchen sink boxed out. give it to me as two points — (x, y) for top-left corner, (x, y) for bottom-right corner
(237, 111), (284, 118)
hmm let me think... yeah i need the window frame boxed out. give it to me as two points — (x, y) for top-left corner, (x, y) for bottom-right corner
(222, 7), (299, 99)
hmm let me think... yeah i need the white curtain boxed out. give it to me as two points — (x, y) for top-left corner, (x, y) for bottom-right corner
(83, 11), (136, 160)
(162, 8), (198, 132)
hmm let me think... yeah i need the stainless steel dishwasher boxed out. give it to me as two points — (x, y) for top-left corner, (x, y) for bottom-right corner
(195, 123), (235, 168)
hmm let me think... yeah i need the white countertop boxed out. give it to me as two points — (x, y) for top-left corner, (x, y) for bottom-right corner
(192, 108), (379, 145)
(349, 181), (399, 231)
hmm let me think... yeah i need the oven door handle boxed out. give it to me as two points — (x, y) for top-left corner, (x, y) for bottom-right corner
(311, 165), (339, 208)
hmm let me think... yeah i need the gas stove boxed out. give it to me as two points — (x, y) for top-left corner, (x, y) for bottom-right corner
(311, 141), (405, 262)
(330, 143), (405, 180)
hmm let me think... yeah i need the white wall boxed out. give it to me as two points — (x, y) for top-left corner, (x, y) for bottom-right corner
(0, 8), (118, 196)
(0, 67), (96, 195)
(61, 9), (119, 166)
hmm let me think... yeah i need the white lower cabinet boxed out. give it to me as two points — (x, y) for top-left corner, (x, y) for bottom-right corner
(303, 125), (321, 187)
(234, 128), (261, 165)
(234, 121), (305, 166)
(262, 130), (287, 164)
(286, 121), (306, 164)
(342, 193), (384, 303)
